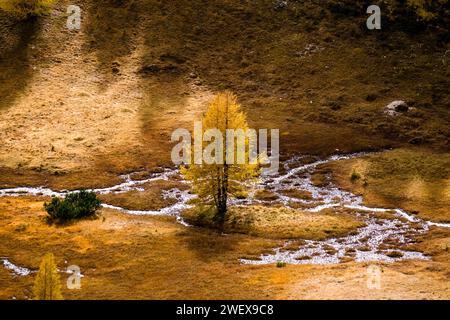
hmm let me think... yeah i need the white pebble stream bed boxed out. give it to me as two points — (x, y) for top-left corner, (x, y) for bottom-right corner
(1, 151), (449, 272)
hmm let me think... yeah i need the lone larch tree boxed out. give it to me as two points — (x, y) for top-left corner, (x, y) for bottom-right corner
(33, 253), (63, 300)
(182, 91), (260, 227)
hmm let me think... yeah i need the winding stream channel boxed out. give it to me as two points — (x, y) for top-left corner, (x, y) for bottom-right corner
(1, 151), (449, 273)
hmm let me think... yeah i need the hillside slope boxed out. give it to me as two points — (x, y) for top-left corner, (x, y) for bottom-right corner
(0, 0), (448, 189)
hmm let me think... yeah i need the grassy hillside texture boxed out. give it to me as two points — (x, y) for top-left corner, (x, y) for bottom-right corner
(0, 1), (448, 189)
(0, 0), (449, 301)
(87, 0), (449, 147)
(325, 148), (450, 222)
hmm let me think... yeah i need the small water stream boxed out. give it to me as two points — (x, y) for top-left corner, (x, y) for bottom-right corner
(1, 151), (448, 270)
(1, 258), (32, 276)
(239, 153), (449, 264)
(0, 168), (195, 218)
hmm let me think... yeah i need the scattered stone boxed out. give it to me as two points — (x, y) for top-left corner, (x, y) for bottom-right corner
(294, 44), (323, 57)
(385, 100), (409, 115)
(273, 0), (288, 11)
(365, 94), (378, 102)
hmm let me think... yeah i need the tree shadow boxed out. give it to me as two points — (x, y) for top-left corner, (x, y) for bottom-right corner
(83, 0), (141, 88)
(176, 227), (241, 263)
(0, 14), (42, 111)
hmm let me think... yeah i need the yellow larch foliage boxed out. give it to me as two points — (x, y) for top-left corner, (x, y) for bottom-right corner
(33, 253), (63, 300)
(182, 91), (260, 225)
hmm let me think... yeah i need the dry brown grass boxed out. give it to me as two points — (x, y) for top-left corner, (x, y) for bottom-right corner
(98, 180), (188, 211)
(0, 197), (285, 300)
(253, 189), (279, 201)
(279, 258), (450, 300)
(1, 0), (447, 192)
(288, 201), (325, 210)
(1, 197), (449, 300)
(310, 168), (332, 187)
(183, 205), (365, 240)
(326, 148), (450, 222)
(280, 189), (313, 200)
(409, 227), (450, 262)
(0, 0), (449, 301)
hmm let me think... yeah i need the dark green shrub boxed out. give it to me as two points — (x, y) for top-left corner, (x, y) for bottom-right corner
(350, 170), (361, 182)
(44, 190), (101, 223)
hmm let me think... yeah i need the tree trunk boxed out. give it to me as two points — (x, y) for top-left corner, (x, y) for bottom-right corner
(217, 163), (228, 229)
(216, 94), (230, 230)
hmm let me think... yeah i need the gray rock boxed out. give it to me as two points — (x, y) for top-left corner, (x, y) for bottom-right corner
(274, 0), (288, 11)
(385, 100), (409, 115)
